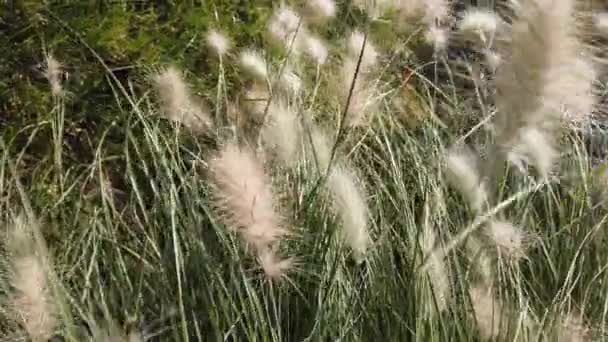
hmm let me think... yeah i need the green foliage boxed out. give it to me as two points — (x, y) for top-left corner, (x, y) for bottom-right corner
(0, 1), (272, 156)
(1, 1), (607, 341)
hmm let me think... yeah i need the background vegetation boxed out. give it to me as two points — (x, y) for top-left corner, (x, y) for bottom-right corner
(1, 0), (607, 341)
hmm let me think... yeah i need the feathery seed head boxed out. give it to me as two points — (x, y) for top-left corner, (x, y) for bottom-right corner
(421, 226), (450, 311)
(445, 148), (487, 214)
(348, 31), (365, 55)
(241, 222), (289, 251)
(508, 127), (557, 177)
(344, 87), (377, 127)
(396, 0), (449, 24)
(277, 66), (303, 95)
(304, 34), (329, 65)
(274, 5), (301, 33)
(307, 127), (333, 172)
(493, 2), (595, 178)
(425, 26), (449, 52)
(425, 0), (450, 24)
(243, 83), (270, 121)
(560, 57), (597, 126)
(339, 57), (379, 126)
(484, 49), (502, 72)
(558, 312), (589, 342)
(128, 331), (144, 342)
(44, 54), (63, 96)
(396, 0), (427, 20)
(226, 101), (244, 130)
(206, 30), (231, 56)
(209, 143), (286, 251)
(348, 31), (378, 70)
(261, 101), (303, 166)
(341, 57), (359, 88)
(484, 220), (528, 259)
(340, 57), (358, 88)
(7, 216), (57, 341)
(520, 128), (556, 176)
(8, 214), (34, 255)
(307, 0), (336, 18)
(11, 256), (57, 341)
(90, 320), (143, 342)
(327, 165), (370, 263)
(465, 237), (495, 287)
(244, 82), (270, 121)
(493, 0), (594, 157)
(239, 50), (269, 80)
(257, 248), (293, 280)
(269, 5), (302, 48)
(152, 66), (212, 131)
(459, 9), (500, 43)
(469, 286), (504, 340)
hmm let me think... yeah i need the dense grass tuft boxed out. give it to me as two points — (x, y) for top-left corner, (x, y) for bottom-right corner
(2, 1), (608, 341)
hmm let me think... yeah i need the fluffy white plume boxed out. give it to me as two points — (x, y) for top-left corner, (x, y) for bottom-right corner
(424, 0), (449, 24)
(493, 0), (596, 177)
(425, 26), (449, 52)
(208, 143), (287, 251)
(347, 31), (378, 71)
(459, 8), (500, 43)
(484, 49), (502, 72)
(269, 5), (303, 49)
(557, 312), (590, 342)
(484, 220), (528, 259)
(243, 83), (270, 121)
(274, 5), (300, 32)
(44, 54), (63, 96)
(307, 127), (333, 172)
(261, 101), (303, 166)
(560, 57), (597, 125)
(257, 248), (294, 280)
(307, 0), (336, 18)
(304, 34), (329, 65)
(508, 127), (557, 177)
(396, 0), (448, 24)
(421, 225), (450, 311)
(339, 57), (379, 127)
(239, 49), (269, 80)
(445, 148), (487, 214)
(469, 286), (505, 340)
(7, 215), (57, 342)
(206, 29), (231, 56)
(91, 325), (144, 342)
(152, 66), (212, 132)
(327, 165), (370, 263)
(277, 66), (303, 95)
